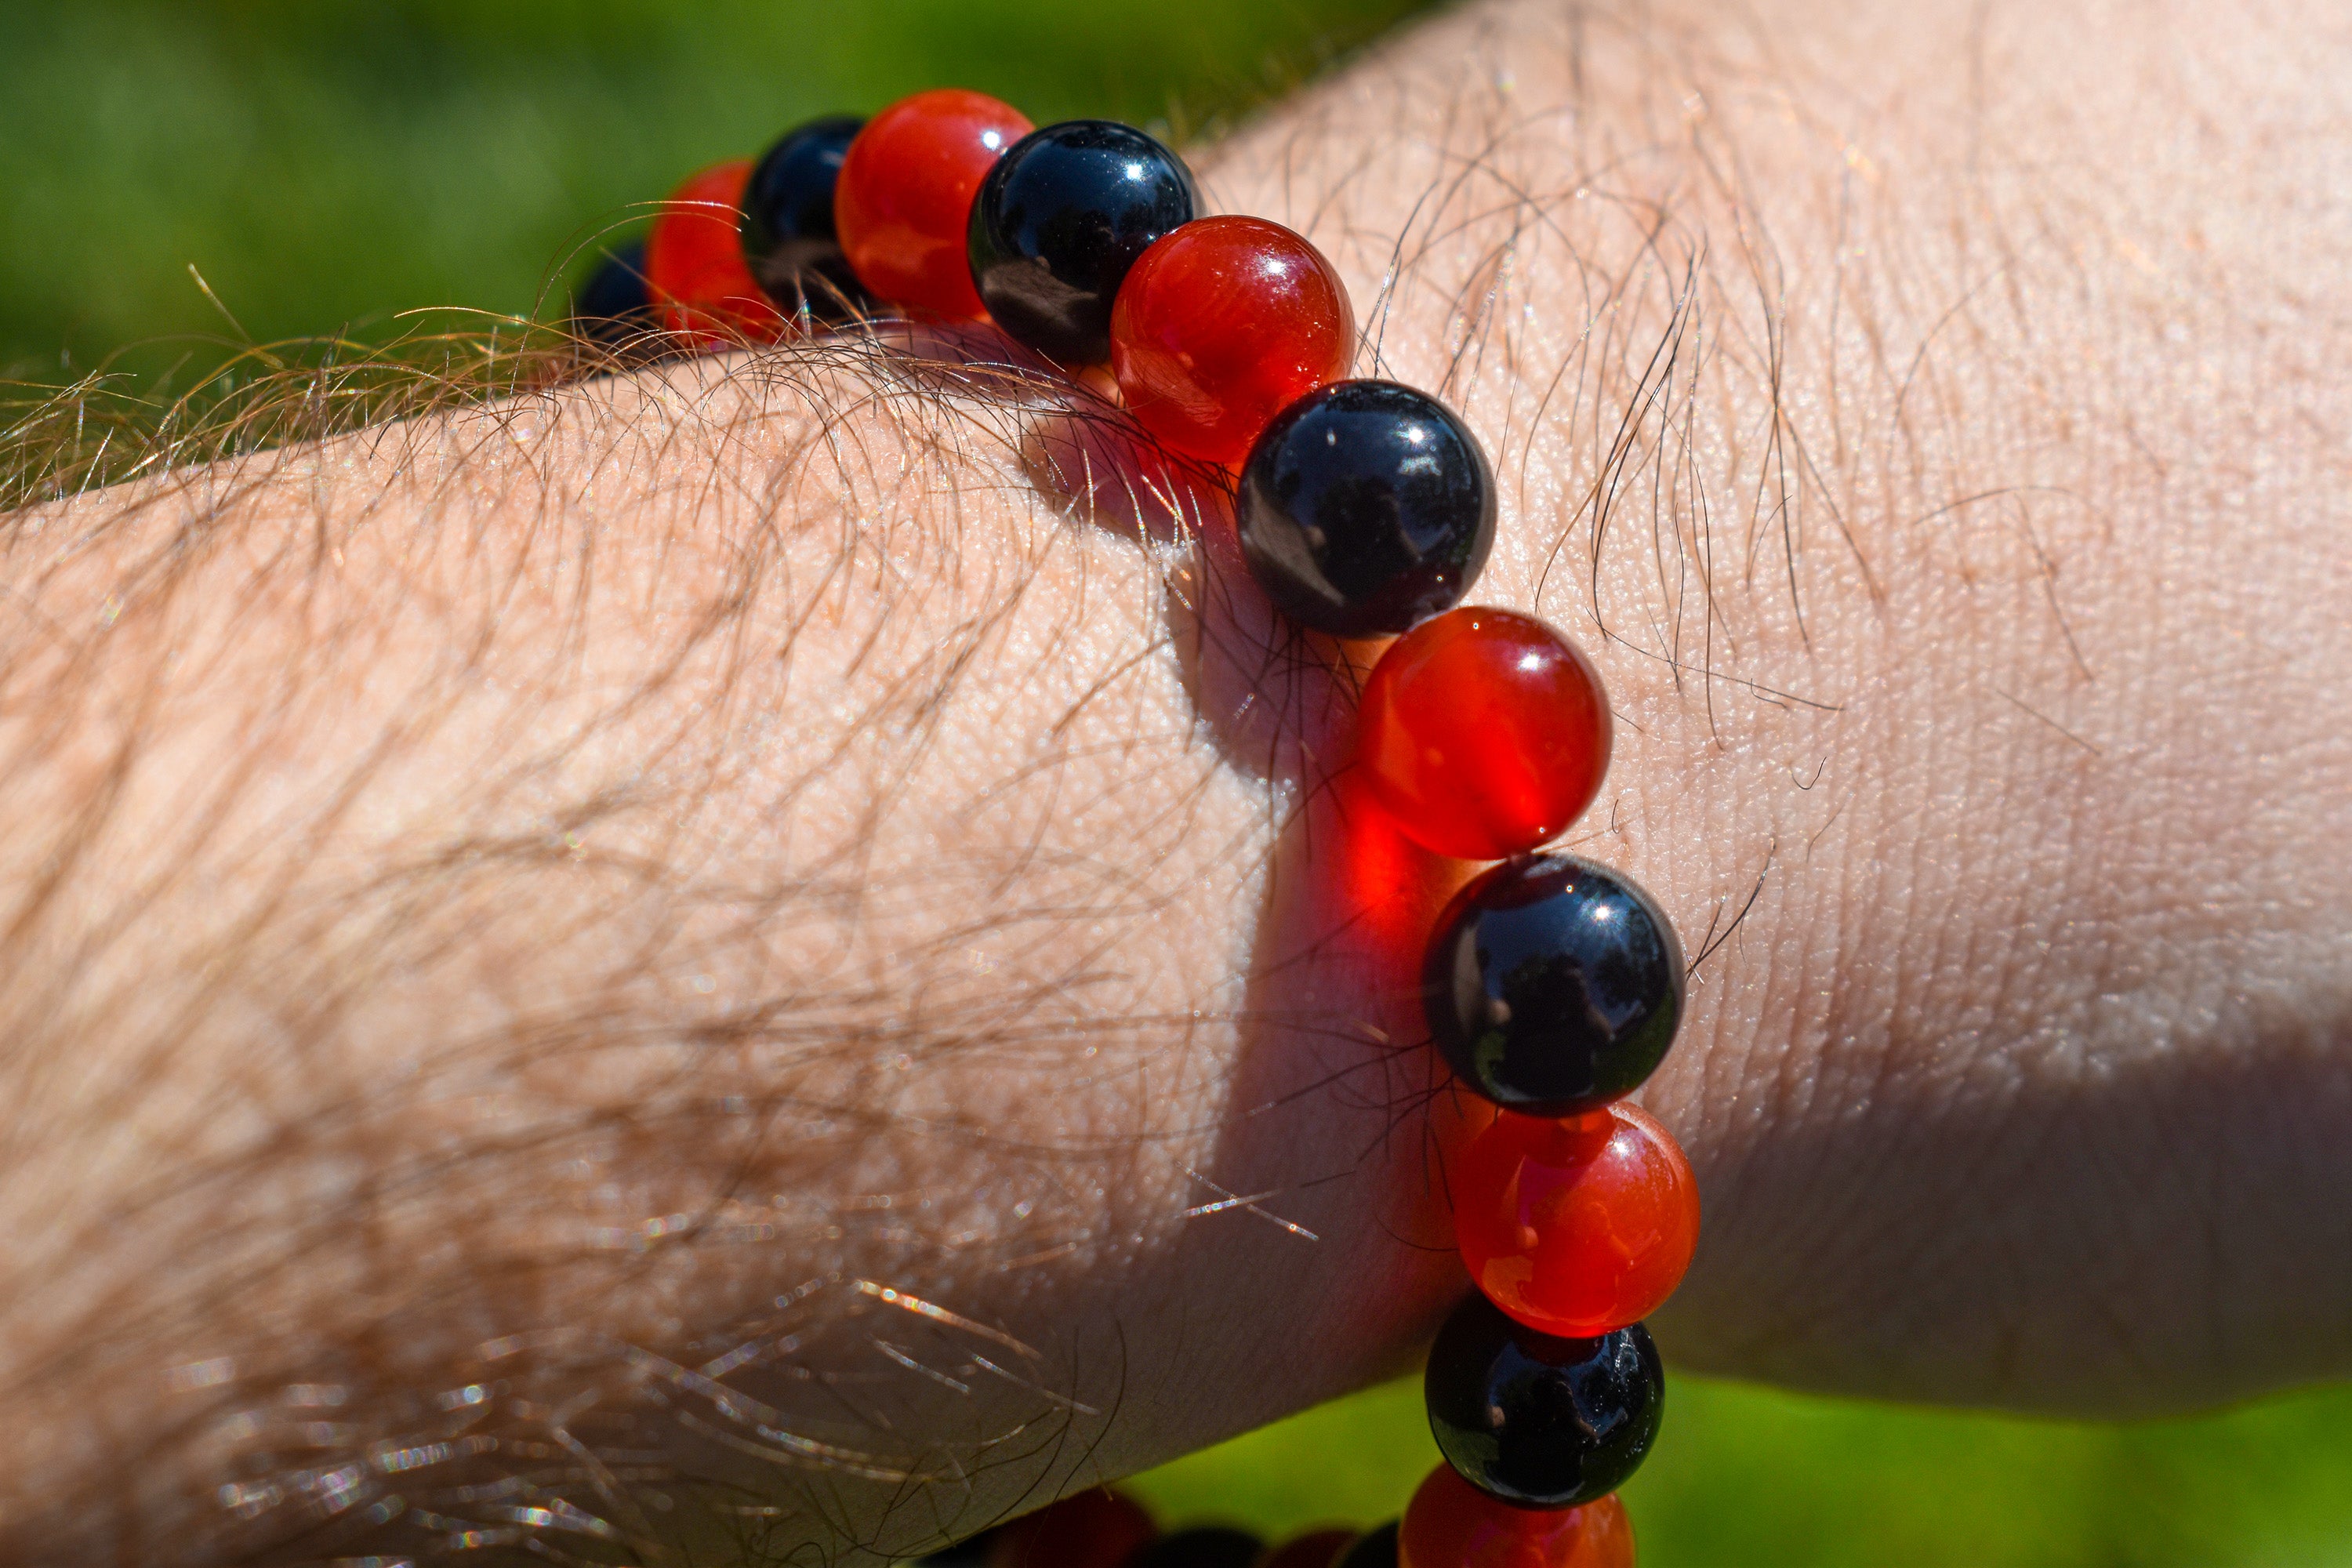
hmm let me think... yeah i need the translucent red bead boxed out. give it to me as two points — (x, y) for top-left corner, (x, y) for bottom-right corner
(1109, 215), (1355, 463)
(643, 160), (788, 344)
(1358, 608), (1610, 861)
(836, 88), (1032, 319)
(1399, 1465), (1633, 1568)
(990, 1489), (1156, 1568)
(1452, 1103), (1699, 1339)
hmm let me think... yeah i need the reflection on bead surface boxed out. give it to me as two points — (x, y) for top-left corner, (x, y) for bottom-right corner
(1333, 1523), (1400, 1568)
(1398, 1465), (1633, 1568)
(644, 161), (787, 343)
(837, 89), (1033, 318)
(1425, 1294), (1664, 1509)
(1358, 608), (1610, 860)
(968, 120), (1198, 363)
(1124, 1526), (1264, 1568)
(1236, 380), (1495, 637)
(989, 1490), (1155, 1568)
(740, 114), (866, 322)
(572, 238), (652, 343)
(1109, 216), (1354, 463)
(1454, 1104), (1700, 1338)
(1424, 854), (1683, 1117)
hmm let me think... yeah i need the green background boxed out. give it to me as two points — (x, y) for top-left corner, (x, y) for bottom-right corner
(3, 1), (2347, 1561)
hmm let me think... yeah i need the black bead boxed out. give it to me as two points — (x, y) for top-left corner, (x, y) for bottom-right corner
(571, 238), (652, 343)
(1235, 380), (1495, 637)
(1425, 1293), (1664, 1509)
(1331, 1523), (1399, 1568)
(740, 114), (868, 322)
(1122, 1526), (1263, 1568)
(1423, 853), (1683, 1117)
(967, 118), (1198, 362)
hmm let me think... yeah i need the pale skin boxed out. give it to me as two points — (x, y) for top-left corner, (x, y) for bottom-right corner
(2, 0), (2347, 1561)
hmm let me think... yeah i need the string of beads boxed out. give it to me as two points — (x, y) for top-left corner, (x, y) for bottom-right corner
(575, 90), (1698, 1568)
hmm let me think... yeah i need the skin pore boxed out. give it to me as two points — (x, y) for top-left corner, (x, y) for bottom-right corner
(2, 0), (2349, 1562)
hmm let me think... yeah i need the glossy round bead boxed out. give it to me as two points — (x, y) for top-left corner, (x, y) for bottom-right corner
(1332, 1523), (1400, 1568)
(740, 114), (867, 323)
(968, 119), (1200, 363)
(1236, 380), (1496, 637)
(1124, 1527), (1264, 1568)
(1424, 854), (1684, 1117)
(1358, 608), (1611, 860)
(1109, 216), (1354, 463)
(571, 238), (652, 344)
(644, 160), (787, 343)
(1454, 1103), (1700, 1338)
(1398, 1465), (1633, 1568)
(837, 89), (1033, 318)
(989, 1490), (1155, 1568)
(1259, 1530), (1359, 1568)
(1425, 1293), (1664, 1509)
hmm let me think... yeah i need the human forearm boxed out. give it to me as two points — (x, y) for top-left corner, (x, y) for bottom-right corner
(5, 0), (2352, 1561)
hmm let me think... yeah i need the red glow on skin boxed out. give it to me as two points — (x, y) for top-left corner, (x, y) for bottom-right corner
(1357, 608), (1611, 862)
(1399, 1465), (1634, 1568)
(642, 160), (787, 345)
(1453, 1103), (1700, 1338)
(836, 89), (1033, 318)
(1110, 216), (1355, 465)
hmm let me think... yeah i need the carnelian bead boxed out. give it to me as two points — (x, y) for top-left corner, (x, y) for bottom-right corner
(642, 160), (787, 344)
(989, 1489), (1155, 1568)
(1454, 1103), (1700, 1338)
(1358, 607), (1610, 861)
(1398, 1465), (1633, 1568)
(1109, 216), (1354, 463)
(835, 88), (1032, 318)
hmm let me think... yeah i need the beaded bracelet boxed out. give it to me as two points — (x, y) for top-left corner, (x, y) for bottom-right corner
(575, 87), (1697, 1568)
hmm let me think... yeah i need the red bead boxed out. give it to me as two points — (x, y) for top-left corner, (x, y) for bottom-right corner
(836, 88), (1033, 318)
(1109, 216), (1354, 464)
(1454, 1103), (1699, 1338)
(1399, 1465), (1633, 1568)
(990, 1489), (1156, 1568)
(1261, 1530), (1358, 1568)
(642, 160), (787, 344)
(1357, 608), (1610, 861)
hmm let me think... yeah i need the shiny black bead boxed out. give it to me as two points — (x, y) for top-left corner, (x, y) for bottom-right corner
(1423, 852), (1683, 1117)
(1331, 1523), (1399, 1568)
(1123, 1527), (1263, 1568)
(1236, 380), (1495, 637)
(740, 114), (867, 321)
(571, 238), (652, 343)
(1425, 1293), (1664, 1509)
(967, 118), (1198, 362)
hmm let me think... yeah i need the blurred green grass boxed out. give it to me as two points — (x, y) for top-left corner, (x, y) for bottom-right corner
(2, 2), (2347, 1561)
(1132, 1373), (2352, 1568)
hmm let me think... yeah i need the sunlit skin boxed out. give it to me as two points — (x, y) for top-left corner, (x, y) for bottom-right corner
(642, 159), (786, 344)
(1110, 216), (1356, 464)
(1452, 1105), (1700, 1338)
(836, 88), (1032, 318)
(1399, 1465), (1633, 1568)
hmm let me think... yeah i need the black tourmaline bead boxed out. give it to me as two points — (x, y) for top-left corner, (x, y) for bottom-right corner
(1236, 380), (1495, 638)
(967, 118), (1198, 362)
(572, 238), (652, 343)
(1123, 1527), (1264, 1568)
(1423, 852), (1683, 1117)
(740, 114), (867, 321)
(1331, 1523), (1399, 1568)
(1425, 1292), (1664, 1509)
